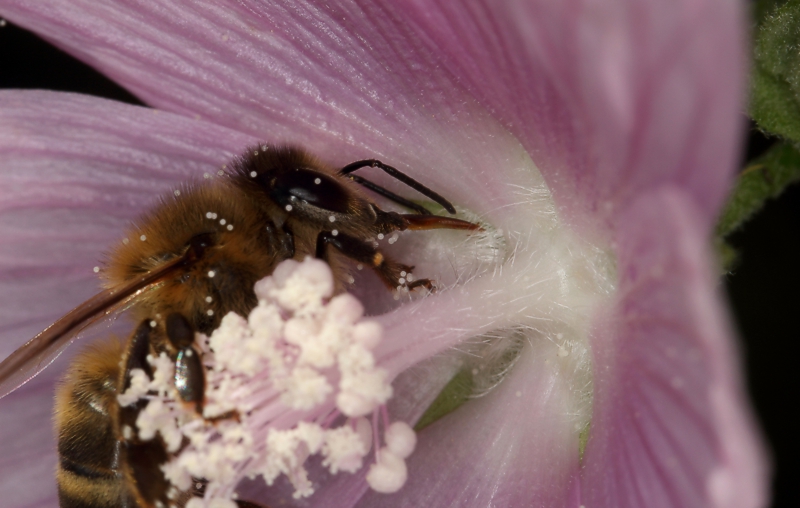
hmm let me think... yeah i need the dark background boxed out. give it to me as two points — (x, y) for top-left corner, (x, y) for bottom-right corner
(1, 20), (797, 508)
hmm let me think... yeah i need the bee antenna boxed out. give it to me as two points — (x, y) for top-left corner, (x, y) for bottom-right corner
(338, 159), (457, 214)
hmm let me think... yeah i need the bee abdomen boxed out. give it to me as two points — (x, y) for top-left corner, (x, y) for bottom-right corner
(55, 340), (129, 508)
(56, 456), (131, 508)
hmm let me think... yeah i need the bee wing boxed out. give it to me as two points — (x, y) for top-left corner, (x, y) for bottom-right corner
(0, 253), (192, 399)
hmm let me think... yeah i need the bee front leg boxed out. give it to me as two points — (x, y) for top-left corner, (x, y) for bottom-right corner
(315, 230), (433, 291)
(165, 313), (205, 414)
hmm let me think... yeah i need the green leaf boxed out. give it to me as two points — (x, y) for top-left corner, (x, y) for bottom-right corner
(750, 1), (800, 141)
(754, 0), (788, 26)
(717, 142), (800, 238)
(414, 368), (474, 431)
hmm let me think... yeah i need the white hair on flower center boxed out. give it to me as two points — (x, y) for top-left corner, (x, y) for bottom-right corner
(117, 257), (416, 504)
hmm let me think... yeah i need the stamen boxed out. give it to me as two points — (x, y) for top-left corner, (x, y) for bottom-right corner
(118, 257), (417, 503)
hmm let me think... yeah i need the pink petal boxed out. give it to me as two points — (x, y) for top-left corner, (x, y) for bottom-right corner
(0, 0), (745, 233)
(397, 0), (746, 233)
(0, 90), (255, 504)
(0, 90), (254, 358)
(0, 0), (529, 223)
(581, 187), (768, 508)
(358, 338), (582, 507)
(0, 379), (59, 508)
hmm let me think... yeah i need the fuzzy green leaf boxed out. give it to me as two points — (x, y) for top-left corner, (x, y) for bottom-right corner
(751, 1), (800, 141)
(717, 142), (800, 237)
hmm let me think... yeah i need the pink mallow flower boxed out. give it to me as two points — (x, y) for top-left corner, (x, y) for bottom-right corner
(0, 0), (768, 507)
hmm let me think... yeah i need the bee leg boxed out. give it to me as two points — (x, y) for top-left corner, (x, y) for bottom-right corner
(316, 230), (433, 291)
(117, 320), (173, 508)
(165, 312), (205, 414)
(338, 159), (457, 214)
(265, 220), (295, 257)
(235, 501), (272, 508)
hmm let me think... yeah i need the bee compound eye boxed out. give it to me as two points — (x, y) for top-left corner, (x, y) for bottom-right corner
(165, 313), (194, 349)
(268, 168), (351, 214)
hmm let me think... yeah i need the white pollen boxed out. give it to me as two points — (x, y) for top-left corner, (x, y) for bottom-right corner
(122, 238), (130, 244)
(357, 264), (363, 270)
(557, 347), (569, 358)
(219, 219), (226, 225)
(227, 224), (234, 231)
(377, 234), (384, 240)
(212, 213), (218, 219)
(398, 278), (405, 284)
(206, 212), (214, 219)
(149, 320), (157, 328)
(388, 236), (397, 244)
(93, 266), (100, 273)
(329, 215), (336, 222)
(285, 205), (293, 212)
(218, 170), (225, 176)
(253, 150), (259, 156)
(250, 171), (257, 178)
(204, 172), (211, 179)
(332, 230), (339, 236)
(124, 258), (407, 502)
(314, 178), (321, 184)
(140, 235), (147, 241)
(400, 271), (406, 277)
(174, 189), (181, 196)
(208, 270), (216, 278)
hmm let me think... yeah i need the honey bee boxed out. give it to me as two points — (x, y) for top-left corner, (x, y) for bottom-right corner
(0, 145), (479, 507)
